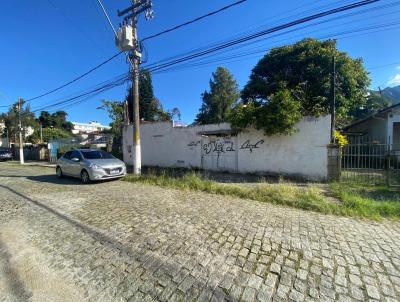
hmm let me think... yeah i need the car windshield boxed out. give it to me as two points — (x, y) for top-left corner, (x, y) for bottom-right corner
(81, 150), (114, 160)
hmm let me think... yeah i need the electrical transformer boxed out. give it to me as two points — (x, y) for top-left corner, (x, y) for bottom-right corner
(115, 25), (135, 52)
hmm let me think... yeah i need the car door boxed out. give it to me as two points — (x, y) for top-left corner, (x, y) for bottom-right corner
(69, 150), (83, 177)
(60, 151), (73, 175)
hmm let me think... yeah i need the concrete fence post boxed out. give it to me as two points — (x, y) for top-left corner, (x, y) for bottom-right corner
(327, 144), (341, 182)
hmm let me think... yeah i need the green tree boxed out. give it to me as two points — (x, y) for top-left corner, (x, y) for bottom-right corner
(126, 69), (170, 122)
(195, 67), (239, 124)
(102, 100), (125, 138)
(1, 100), (37, 143)
(349, 92), (392, 120)
(28, 127), (72, 143)
(169, 107), (181, 121)
(38, 110), (73, 131)
(231, 38), (370, 134)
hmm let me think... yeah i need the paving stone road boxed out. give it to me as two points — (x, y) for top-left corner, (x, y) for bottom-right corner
(1, 164), (400, 301)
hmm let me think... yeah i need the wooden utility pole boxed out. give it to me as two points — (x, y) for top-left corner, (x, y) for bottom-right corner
(40, 123), (43, 143)
(18, 97), (24, 164)
(330, 56), (336, 144)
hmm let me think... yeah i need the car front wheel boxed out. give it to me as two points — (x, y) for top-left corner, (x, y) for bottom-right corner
(81, 170), (90, 184)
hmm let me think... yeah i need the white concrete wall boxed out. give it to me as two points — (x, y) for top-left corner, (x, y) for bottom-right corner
(123, 116), (331, 180)
(236, 117), (330, 179)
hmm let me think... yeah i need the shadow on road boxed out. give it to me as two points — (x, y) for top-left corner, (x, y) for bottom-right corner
(0, 238), (32, 301)
(0, 174), (120, 186)
(0, 183), (236, 301)
(0, 174), (84, 186)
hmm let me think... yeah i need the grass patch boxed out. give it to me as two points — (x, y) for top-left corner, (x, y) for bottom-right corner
(123, 169), (400, 220)
(122, 171), (324, 215)
(330, 183), (400, 220)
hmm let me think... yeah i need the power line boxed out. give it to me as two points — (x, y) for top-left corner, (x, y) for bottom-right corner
(95, 0), (118, 36)
(46, 0), (111, 56)
(368, 61), (400, 69)
(95, 0), (134, 68)
(151, 21), (400, 75)
(146, 1), (399, 75)
(143, 0), (380, 73)
(141, 0), (248, 42)
(22, 73), (130, 116)
(151, 4), (400, 74)
(140, 0), (361, 69)
(26, 51), (123, 102)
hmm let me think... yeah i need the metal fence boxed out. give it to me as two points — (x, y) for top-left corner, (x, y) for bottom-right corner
(49, 134), (114, 162)
(341, 143), (400, 186)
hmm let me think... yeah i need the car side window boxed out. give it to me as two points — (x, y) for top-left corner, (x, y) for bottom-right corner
(64, 151), (72, 160)
(71, 151), (82, 161)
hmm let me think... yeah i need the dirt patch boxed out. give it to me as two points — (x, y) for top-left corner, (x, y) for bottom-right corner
(0, 222), (87, 302)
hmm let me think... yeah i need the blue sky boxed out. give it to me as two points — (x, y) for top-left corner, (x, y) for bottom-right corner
(0, 0), (400, 125)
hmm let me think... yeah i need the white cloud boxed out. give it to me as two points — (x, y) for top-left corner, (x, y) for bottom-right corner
(397, 65), (400, 70)
(387, 74), (400, 86)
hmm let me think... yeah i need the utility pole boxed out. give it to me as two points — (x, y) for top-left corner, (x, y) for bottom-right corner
(132, 24), (141, 175)
(40, 122), (43, 144)
(6, 128), (9, 148)
(116, 0), (153, 174)
(330, 56), (336, 144)
(18, 97), (24, 164)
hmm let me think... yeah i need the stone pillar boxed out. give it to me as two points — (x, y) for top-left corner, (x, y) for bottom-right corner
(106, 135), (114, 153)
(327, 144), (341, 182)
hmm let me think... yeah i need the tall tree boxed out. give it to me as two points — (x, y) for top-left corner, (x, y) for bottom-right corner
(195, 67), (239, 124)
(231, 38), (370, 134)
(2, 100), (37, 143)
(102, 100), (124, 138)
(170, 107), (181, 121)
(38, 110), (73, 131)
(126, 69), (170, 122)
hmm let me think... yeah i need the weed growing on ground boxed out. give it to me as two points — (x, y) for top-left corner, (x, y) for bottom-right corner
(123, 170), (400, 220)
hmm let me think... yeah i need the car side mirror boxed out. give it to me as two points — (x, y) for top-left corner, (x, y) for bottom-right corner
(71, 157), (80, 162)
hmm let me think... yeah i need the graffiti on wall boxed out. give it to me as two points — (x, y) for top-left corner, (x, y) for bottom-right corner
(240, 139), (264, 153)
(187, 141), (201, 147)
(202, 138), (235, 155)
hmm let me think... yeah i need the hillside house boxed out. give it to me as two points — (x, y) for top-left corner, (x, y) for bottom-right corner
(343, 103), (400, 147)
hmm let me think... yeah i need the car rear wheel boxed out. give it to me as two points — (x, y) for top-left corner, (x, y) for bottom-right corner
(81, 170), (90, 184)
(56, 167), (63, 178)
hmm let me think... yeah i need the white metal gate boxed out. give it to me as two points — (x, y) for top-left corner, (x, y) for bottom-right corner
(201, 136), (238, 172)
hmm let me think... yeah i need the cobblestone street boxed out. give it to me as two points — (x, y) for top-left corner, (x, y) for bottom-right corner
(1, 164), (400, 301)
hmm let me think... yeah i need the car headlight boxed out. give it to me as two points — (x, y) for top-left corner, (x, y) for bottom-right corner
(89, 163), (102, 170)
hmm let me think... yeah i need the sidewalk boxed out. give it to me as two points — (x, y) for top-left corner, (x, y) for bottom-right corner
(22, 161), (56, 168)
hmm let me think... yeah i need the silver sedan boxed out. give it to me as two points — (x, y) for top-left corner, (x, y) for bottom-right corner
(56, 149), (126, 184)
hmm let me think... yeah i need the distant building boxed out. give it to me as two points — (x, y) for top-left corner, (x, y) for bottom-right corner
(72, 121), (111, 135)
(0, 121), (7, 147)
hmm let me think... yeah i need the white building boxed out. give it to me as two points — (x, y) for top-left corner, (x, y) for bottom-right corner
(72, 121), (111, 135)
(123, 116), (332, 181)
(0, 122), (7, 147)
